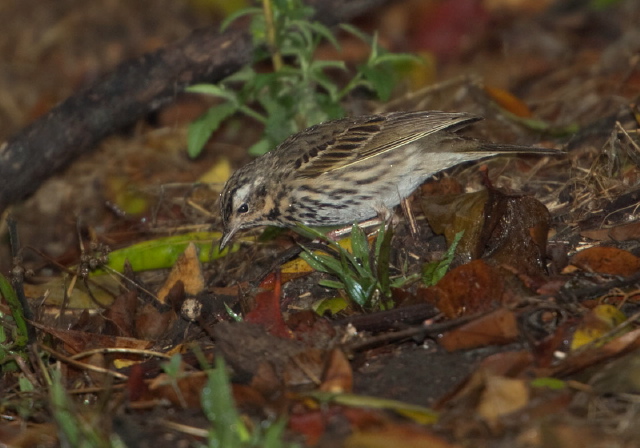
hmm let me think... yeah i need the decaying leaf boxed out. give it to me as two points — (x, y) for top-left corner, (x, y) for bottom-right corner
(421, 188), (550, 276)
(418, 260), (506, 318)
(156, 242), (205, 303)
(569, 246), (640, 276)
(439, 308), (519, 351)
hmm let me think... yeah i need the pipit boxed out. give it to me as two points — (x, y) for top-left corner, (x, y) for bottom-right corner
(219, 111), (558, 248)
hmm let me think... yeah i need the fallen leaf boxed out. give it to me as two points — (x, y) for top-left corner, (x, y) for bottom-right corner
(198, 155), (232, 183)
(213, 321), (304, 382)
(345, 425), (456, 448)
(32, 323), (152, 355)
(553, 327), (640, 377)
(569, 246), (640, 276)
(419, 260), (505, 318)
(422, 189), (550, 276)
(477, 374), (529, 428)
(421, 190), (488, 261)
(135, 303), (176, 341)
(570, 304), (627, 350)
(156, 242), (205, 303)
(104, 175), (151, 216)
(288, 410), (327, 446)
(610, 227), (632, 241)
(246, 271), (293, 339)
(147, 370), (208, 408)
(95, 231), (238, 274)
(308, 391), (439, 425)
(103, 290), (137, 337)
(284, 348), (326, 390)
(320, 349), (353, 393)
(0, 422), (58, 448)
(484, 86), (533, 118)
(439, 308), (519, 351)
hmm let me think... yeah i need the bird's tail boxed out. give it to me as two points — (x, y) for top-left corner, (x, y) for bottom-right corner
(476, 142), (562, 156)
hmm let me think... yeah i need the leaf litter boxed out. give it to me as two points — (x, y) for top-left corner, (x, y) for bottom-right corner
(2, 0), (640, 446)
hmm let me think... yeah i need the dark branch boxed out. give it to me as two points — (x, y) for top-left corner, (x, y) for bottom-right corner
(0, 0), (389, 213)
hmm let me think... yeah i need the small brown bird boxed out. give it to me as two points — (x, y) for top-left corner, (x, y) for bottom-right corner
(219, 111), (558, 249)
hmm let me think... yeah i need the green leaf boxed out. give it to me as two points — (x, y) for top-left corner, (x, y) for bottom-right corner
(293, 223), (328, 240)
(162, 353), (183, 378)
(318, 279), (345, 289)
(224, 303), (243, 322)
(202, 356), (249, 446)
(307, 391), (439, 425)
(312, 296), (349, 316)
(220, 6), (262, 32)
(93, 231), (238, 275)
(19, 375), (35, 392)
(350, 223), (370, 268)
(590, 0), (623, 9)
(261, 418), (291, 448)
(248, 138), (272, 156)
(341, 275), (369, 307)
(299, 249), (333, 274)
(187, 102), (238, 158)
(530, 377), (567, 390)
(300, 246), (347, 274)
(422, 230), (464, 286)
(339, 24), (372, 44)
(373, 52), (423, 65)
(306, 21), (341, 48)
(222, 65), (258, 84)
(359, 64), (394, 101)
(311, 68), (343, 102)
(376, 225), (393, 297)
(187, 84), (237, 102)
(0, 272), (29, 350)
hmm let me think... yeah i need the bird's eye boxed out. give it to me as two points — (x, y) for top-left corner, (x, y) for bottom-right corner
(237, 203), (249, 214)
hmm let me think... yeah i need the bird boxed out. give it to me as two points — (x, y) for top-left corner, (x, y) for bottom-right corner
(219, 110), (559, 249)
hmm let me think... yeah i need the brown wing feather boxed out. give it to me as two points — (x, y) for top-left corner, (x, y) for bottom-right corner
(290, 111), (481, 178)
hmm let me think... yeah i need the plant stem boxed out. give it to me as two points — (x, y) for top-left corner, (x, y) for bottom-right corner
(262, 0), (283, 71)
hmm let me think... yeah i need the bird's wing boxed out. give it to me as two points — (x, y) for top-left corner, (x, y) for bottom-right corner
(284, 111), (481, 178)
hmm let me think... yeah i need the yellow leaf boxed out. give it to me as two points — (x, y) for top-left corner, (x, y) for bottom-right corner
(199, 156), (232, 184)
(571, 304), (627, 350)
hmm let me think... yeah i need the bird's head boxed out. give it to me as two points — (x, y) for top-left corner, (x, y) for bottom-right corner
(219, 169), (275, 250)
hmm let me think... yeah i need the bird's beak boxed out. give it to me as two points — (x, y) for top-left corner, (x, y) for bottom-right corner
(219, 225), (238, 251)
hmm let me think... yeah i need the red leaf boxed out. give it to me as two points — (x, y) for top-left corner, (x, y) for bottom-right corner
(245, 271), (293, 339)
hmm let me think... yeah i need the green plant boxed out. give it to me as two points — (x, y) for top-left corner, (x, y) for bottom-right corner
(298, 223), (395, 309)
(0, 272), (30, 370)
(421, 230), (463, 286)
(201, 356), (296, 448)
(187, 0), (419, 157)
(50, 370), (124, 448)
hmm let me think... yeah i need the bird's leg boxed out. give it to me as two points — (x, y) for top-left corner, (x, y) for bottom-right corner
(324, 217), (384, 241)
(400, 197), (419, 237)
(322, 204), (397, 241)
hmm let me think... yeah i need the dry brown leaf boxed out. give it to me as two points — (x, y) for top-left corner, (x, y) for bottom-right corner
(320, 349), (353, 393)
(439, 308), (519, 351)
(420, 260), (505, 318)
(147, 371), (208, 408)
(135, 303), (176, 341)
(33, 323), (152, 354)
(569, 246), (640, 277)
(156, 242), (205, 303)
(477, 375), (529, 428)
(345, 425), (459, 448)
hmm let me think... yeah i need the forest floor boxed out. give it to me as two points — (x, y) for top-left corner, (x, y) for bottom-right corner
(2, 1), (640, 447)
